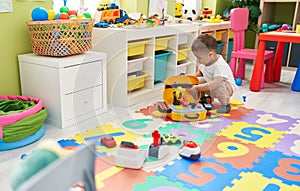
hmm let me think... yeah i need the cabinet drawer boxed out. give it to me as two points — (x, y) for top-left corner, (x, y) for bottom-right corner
(63, 86), (103, 121)
(61, 60), (103, 94)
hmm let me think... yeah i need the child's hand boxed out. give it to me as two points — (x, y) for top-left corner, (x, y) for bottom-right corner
(188, 85), (200, 97)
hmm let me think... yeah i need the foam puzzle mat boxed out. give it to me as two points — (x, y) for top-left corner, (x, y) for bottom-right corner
(59, 103), (300, 191)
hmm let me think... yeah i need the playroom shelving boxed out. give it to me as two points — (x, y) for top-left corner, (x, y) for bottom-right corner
(257, 0), (300, 68)
(92, 24), (198, 106)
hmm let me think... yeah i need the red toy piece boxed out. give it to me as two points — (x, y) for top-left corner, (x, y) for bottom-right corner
(152, 130), (160, 147)
(120, 141), (138, 149)
(100, 136), (116, 148)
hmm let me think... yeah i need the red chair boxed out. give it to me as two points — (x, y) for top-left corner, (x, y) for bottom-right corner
(229, 8), (274, 87)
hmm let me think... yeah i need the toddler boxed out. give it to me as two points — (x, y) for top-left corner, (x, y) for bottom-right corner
(188, 34), (237, 113)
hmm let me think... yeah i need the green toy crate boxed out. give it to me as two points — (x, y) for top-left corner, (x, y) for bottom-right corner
(227, 40), (233, 61)
(154, 50), (172, 83)
(216, 42), (224, 54)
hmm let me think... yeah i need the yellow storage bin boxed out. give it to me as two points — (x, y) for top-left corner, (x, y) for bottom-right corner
(216, 30), (226, 41)
(128, 40), (150, 57)
(155, 36), (172, 51)
(177, 46), (191, 62)
(229, 30), (234, 39)
(202, 31), (226, 41)
(127, 72), (150, 91)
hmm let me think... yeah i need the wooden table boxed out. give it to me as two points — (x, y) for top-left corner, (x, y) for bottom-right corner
(250, 31), (300, 91)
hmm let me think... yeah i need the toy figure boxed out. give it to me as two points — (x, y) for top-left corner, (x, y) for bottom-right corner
(175, 2), (184, 18)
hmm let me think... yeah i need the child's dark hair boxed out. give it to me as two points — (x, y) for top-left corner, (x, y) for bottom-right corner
(191, 34), (217, 52)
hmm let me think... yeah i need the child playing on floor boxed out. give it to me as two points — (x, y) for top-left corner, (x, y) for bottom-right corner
(188, 34), (237, 113)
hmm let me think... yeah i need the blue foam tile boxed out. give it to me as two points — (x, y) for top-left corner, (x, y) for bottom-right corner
(252, 150), (300, 186)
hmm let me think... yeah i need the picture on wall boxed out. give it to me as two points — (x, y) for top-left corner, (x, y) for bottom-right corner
(148, 0), (167, 17)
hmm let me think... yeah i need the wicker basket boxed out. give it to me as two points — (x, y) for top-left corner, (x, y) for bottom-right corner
(26, 19), (93, 56)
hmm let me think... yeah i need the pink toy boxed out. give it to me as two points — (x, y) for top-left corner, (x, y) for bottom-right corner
(229, 8), (274, 88)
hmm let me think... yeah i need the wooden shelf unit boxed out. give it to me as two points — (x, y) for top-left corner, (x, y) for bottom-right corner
(257, 0), (300, 67)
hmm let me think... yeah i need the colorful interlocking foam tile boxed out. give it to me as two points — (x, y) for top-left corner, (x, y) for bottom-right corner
(58, 104), (300, 191)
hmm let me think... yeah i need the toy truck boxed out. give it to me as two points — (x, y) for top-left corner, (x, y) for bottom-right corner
(100, 9), (131, 24)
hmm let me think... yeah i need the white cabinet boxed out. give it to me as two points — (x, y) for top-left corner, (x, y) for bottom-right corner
(18, 51), (107, 128)
(92, 24), (198, 106)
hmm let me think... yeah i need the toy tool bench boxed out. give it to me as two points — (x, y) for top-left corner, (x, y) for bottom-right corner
(158, 75), (207, 121)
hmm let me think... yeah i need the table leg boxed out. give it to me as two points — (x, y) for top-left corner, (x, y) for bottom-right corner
(250, 40), (266, 91)
(273, 41), (284, 82)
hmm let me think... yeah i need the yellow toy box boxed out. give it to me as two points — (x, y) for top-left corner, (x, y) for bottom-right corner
(158, 75), (207, 121)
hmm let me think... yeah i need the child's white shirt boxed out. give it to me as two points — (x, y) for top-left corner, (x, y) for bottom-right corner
(199, 55), (237, 91)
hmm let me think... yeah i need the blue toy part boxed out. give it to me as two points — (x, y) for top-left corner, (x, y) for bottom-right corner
(31, 7), (48, 21)
(0, 125), (45, 151)
(291, 63), (300, 92)
(235, 78), (243, 86)
(242, 95), (247, 102)
(54, 13), (60, 20)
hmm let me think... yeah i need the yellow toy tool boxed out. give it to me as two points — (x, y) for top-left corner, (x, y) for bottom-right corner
(158, 75), (207, 121)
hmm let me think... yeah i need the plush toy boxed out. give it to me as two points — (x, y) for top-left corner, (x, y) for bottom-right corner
(10, 139), (73, 190)
(175, 2), (184, 18)
(183, 8), (197, 21)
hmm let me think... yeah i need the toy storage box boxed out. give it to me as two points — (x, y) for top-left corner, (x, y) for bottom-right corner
(216, 42), (224, 54)
(177, 46), (191, 62)
(154, 51), (172, 83)
(127, 72), (150, 91)
(128, 40), (150, 57)
(155, 36), (172, 51)
(127, 56), (147, 74)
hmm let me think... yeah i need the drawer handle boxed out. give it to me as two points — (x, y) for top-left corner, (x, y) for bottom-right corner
(84, 101), (88, 104)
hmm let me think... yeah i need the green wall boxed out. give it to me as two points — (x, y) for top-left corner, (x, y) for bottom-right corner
(202, 0), (231, 16)
(0, 0), (52, 95)
(120, 0), (175, 17)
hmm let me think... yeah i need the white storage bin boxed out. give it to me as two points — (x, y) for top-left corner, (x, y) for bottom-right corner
(127, 56), (148, 74)
(177, 65), (187, 75)
(178, 33), (188, 45)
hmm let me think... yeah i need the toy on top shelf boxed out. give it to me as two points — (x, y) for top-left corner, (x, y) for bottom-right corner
(31, 6), (91, 21)
(178, 140), (201, 160)
(183, 8), (197, 21)
(198, 8), (212, 20)
(207, 14), (222, 23)
(175, 2), (184, 19)
(100, 9), (131, 25)
(94, 21), (109, 28)
(31, 7), (49, 21)
(97, 0), (111, 11)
